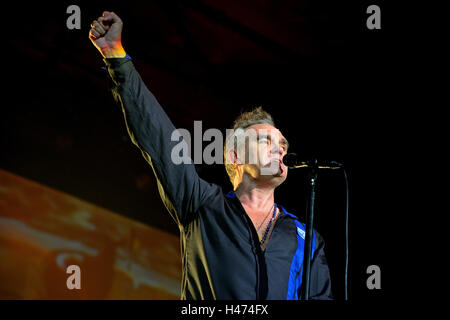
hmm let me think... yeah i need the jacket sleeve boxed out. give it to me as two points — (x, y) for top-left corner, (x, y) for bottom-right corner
(104, 57), (219, 226)
(309, 231), (334, 300)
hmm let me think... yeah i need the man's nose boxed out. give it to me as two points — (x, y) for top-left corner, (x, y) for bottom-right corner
(270, 143), (283, 157)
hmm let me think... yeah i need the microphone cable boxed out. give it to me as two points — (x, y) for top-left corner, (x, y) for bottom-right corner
(343, 168), (349, 301)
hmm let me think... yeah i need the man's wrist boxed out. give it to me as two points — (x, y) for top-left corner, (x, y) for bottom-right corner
(102, 46), (127, 58)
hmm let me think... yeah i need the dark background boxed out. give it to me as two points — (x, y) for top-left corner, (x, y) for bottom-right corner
(1, 0), (400, 301)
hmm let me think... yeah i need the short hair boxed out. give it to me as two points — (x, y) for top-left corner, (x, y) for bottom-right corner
(224, 106), (275, 186)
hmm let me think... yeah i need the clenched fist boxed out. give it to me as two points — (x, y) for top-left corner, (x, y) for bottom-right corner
(89, 11), (126, 58)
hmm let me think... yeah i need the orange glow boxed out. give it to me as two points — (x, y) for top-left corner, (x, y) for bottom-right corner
(0, 169), (181, 299)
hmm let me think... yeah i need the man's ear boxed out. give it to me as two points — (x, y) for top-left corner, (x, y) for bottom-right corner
(227, 148), (238, 164)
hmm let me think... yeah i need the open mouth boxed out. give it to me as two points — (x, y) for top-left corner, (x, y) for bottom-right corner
(260, 158), (285, 177)
(273, 161), (284, 176)
(277, 165), (284, 175)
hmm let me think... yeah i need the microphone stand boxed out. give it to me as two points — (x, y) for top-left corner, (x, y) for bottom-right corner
(301, 159), (318, 300)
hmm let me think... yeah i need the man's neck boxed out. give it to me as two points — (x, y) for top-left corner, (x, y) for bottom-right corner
(234, 178), (275, 215)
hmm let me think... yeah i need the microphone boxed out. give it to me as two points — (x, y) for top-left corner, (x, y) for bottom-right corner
(282, 153), (343, 169)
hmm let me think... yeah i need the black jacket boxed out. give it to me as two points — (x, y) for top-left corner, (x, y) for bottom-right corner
(104, 58), (333, 300)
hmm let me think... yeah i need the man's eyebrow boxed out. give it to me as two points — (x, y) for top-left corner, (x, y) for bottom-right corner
(280, 137), (289, 149)
(257, 134), (289, 149)
(256, 134), (270, 141)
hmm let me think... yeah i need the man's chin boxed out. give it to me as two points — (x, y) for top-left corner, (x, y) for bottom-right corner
(275, 164), (287, 177)
(273, 171), (287, 181)
(273, 172), (284, 178)
(259, 166), (286, 179)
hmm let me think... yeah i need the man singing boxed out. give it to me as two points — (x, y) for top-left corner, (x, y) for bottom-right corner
(89, 11), (333, 300)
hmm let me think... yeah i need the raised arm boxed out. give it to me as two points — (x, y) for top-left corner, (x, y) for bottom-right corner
(89, 11), (218, 226)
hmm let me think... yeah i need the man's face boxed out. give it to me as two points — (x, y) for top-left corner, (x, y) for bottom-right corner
(239, 123), (289, 184)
